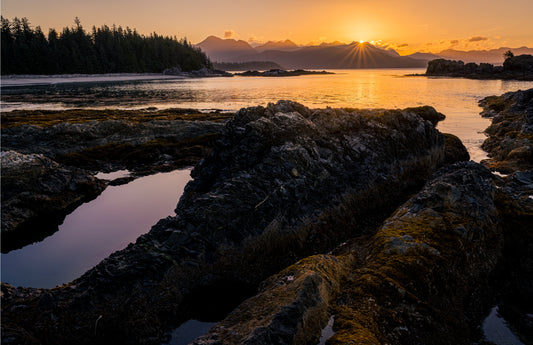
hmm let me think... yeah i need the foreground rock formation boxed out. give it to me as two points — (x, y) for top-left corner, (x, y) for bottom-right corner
(193, 162), (533, 345)
(1, 109), (230, 173)
(478, 88), (533, 173)
(1, 101), (467, 344)
(425, 55), (533, 80)
(1, 109), (231, 251)
(1, 151), (106, 252)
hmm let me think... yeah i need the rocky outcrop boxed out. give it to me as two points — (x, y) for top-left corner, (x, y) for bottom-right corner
(1, 101), (468, 345)
(425, 56), (533, 80)
(235, 69), (333, 77)
(1, 110), (231, 250)
(2, 115), (228, 175)
(1, 151), (106, 252)
(193, 162), (533, 345)
(479, 88), (533, 173)
(2, 119), (226, 162)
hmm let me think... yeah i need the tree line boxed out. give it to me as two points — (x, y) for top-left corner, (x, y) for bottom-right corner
(1, 17), (212, 75)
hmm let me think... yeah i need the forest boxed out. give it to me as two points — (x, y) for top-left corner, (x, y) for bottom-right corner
(1, 17), (212, 75)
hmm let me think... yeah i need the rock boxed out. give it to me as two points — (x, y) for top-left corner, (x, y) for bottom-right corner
(2, 119), (226, 160)
(193, 255), (347, 345)
(442, 133), (470, 165)
(478, 88), (533, 173)
(162, 66), (182, 75)
(1, 150), (106, 252)
(1, 116), (228, 175)
(425, 56), (533, 80)
(426, 58), (466, 75)
(195, 162), (532, 345)
(1, 101), (468, 345)
(503, 54), (533, 73)
(235, 69), (334, 77)
(328, 162), (503, 345)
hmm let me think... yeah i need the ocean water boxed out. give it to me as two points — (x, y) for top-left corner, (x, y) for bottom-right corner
(2, 69), (533, 161)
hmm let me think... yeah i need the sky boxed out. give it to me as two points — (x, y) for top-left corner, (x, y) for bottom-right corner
(2, 0), (533, 54)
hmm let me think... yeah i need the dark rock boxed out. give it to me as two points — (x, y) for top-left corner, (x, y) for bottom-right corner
(426, 58), (465, 75)
(479, 88), (533, 172)
(503, 54), (533, 73)
(192, 255), (346, 345)
(442, 133), (470, 165)
(235, 69), (334, 77)
(425, 56), (533, 80)
(2, 119), (226, 160)
(195, 162), (532, 345)
(0, 101), (468, 345)
(162, 66), (182, 75)
(1, 111), (229, 249)
(1, 151), (106, 252)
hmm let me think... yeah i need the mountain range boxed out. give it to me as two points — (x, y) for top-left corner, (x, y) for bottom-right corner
(197, 36), (425, 69)
(196, 36), (533, 69)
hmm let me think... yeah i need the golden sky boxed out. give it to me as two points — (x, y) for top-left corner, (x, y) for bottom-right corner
(2, 0), (532, 54)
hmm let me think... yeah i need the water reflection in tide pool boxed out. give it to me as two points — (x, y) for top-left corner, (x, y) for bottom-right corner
(164, 320), (217, 345)
(1, 169), (192, 289)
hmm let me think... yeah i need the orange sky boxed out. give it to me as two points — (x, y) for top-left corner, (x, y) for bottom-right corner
(2, 0), (532, 54)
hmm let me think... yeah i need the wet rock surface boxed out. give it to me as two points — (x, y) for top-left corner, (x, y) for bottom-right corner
(1, 101), (466, 345)
(1, 150), (106, 252)
(479, 88), (533, 173)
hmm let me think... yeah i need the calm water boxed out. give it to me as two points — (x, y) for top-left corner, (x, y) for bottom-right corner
(483, 306), (525, 345)
(1, 169), (192, 288)
(3, 69), (533, 161)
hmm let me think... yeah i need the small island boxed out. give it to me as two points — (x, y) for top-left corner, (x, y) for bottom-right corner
(234, 69), (334, 77)
(423, 53), (533, 80)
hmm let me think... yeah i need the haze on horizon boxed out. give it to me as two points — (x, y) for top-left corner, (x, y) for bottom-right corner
(2, 0), (532, 55)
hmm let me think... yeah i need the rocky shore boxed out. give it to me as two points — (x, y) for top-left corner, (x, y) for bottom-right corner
(1, 108), (231, 251)
(1, 150), (106, 252)
(424, 55), (533, 80)
(1, 101), (469, 344)
(478, 88), (533, 173)
(2, 94), (532, 345)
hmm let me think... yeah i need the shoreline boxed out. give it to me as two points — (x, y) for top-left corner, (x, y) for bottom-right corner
(0, 73), (189, 87)
(0, 69), (236, 87)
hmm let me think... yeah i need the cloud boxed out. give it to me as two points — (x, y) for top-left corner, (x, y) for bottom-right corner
(398, 43), (408, 48)
(450, 39), (459, 45)
(224, 29), (236, 39)
(469, 36), (488, 42)
(247, 35), (264, 46)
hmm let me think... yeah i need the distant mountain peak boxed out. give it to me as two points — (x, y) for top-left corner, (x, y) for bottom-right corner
(196, 36), (256, 62)
(256, 39), (299, 52)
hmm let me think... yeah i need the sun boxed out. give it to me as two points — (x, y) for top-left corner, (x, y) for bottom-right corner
(359, 40), (365, 43)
